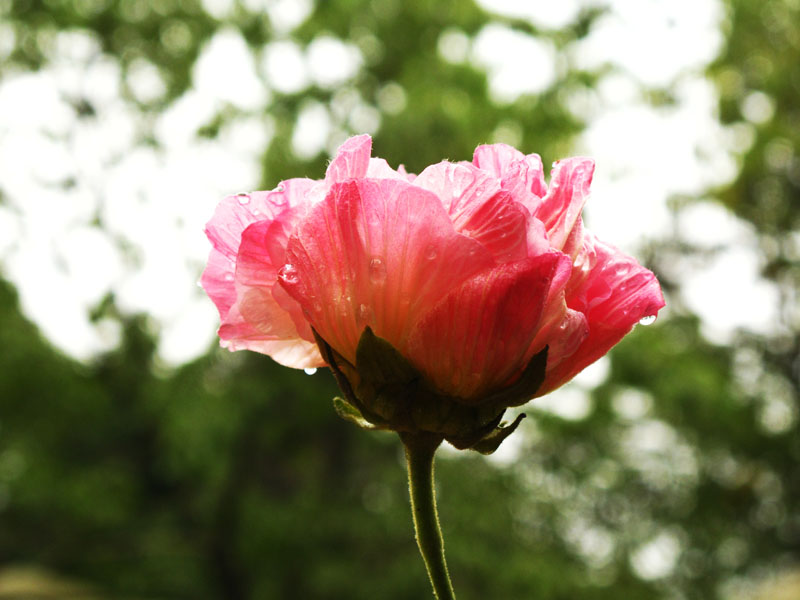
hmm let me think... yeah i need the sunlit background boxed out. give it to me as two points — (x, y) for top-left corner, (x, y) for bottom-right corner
(0, 0), (798, 598)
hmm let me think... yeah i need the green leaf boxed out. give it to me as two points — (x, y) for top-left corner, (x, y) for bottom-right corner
(483, 346), (548, 408)
(471, 413), (527, 455)
(355, 326), (420, 387)
(332, 396), (382, 430)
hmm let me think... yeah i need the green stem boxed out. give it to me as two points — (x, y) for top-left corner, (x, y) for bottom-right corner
(400, 432), (457, 600)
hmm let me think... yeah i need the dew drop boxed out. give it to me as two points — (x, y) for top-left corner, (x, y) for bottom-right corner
(304, 367), (317, 375)
(224, 273), (234, 282)
(425, 244), (438, 260)
(276, 184), (285, 193)
(369, 257), (387, 283)
(278, 264), (299, 285)
(313, 300), (323, 312)
(236, 192), (250, 205)
(639, 315), (657, 326)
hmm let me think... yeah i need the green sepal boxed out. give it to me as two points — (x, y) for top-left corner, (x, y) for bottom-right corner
(470, 413), (527, 455)
(317, 327), (538, 453)
(482, 346), (548, 408)
(356, 326), (418, 386)
(333, 396), (385, 430)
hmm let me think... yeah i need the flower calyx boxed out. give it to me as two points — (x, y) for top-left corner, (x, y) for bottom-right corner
(315, 327), (546, 455)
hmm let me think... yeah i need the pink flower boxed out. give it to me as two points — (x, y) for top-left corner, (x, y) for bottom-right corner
(202, 135), (664, 406)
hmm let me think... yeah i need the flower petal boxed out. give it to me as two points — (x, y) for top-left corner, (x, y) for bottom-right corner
(473, 143), (547, 205)
(406, 252), (573, 401)
(215, 215), (324, 369)
(414, 161), (531, 262)
(538, 235), (665, 394)
(204, 180), (315, 260)
(325, 134), (372, 184)
(201, 180), (315, 324)
(279, 178), (495, 363)
(535, 157), (594, 250)
(366, 157), (408, 180)
(472, 143), (525, 177)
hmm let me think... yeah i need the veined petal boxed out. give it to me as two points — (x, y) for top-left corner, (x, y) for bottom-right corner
(535, 157), (594, 251)
(279, 178), (495, 363)
(415, 161), (501, 215)
(200, 249), (237, 318)
(222, 333), (323, 369)
(414, 161), (530, 262)
(325, 134), (372, 184)
(214, 217), (322, 369)
(473, 143), (547, 206)
(406, 252), (572, 401)
(201, 179), (315, 326)
(366, 157), (408, 180)
(538, 234), (665, 395)
(472, 143), (525, 177)
(205, 179), (315, 260)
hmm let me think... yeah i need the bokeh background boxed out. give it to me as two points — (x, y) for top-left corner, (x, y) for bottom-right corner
(0, 0), (798, 598)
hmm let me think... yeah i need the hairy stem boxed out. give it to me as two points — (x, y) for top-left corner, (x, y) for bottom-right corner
(400, 432), (457, 600)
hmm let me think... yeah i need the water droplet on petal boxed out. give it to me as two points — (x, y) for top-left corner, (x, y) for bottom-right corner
(276, 184), (285, 193)
(369, 257), (387, 284)
(224, 273), (234, 282)
(425, 244), (438, 260)
(313, 300), (323, 313)
(304, 367), (317, 375)
(278, 264), (299, 285)
(236, 193), (250, 205)
(639, 315), (657, 326)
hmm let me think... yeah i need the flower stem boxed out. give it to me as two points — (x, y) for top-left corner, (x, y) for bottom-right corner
(400, 432), (457, 600)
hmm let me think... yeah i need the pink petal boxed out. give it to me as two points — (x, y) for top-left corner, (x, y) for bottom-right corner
(279, 178), (495, 364)
(472, 143), (525, 177)
(216, 215), (324, 369)
(535, 157), (594, 251)
(205, 180), (315, 260)
(473, 143), (548, 205)
(414, 161), (500, 215)
(414, 161), (531, 262)
(201, 249), (237, 318)
(405, 252), (573, 401)
(366, 157), (408, 180)
(537, 234), (665, 395)
(397, 164), (416, 182)
(325, 134), (372, 184)
(201, 180), (314, 323)
(201, 181), (323, 369)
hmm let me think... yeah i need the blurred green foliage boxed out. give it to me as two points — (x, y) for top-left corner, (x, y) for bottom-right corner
(1, 0), (799, 599)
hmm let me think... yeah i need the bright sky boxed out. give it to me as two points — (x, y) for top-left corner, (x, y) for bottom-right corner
(0, 0), (782, 368)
